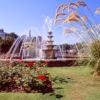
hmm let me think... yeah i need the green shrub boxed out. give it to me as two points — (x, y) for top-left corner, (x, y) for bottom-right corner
(90, 40), (100, 72)
(90, 40), (100, 59)
(74, 59), (89, 66)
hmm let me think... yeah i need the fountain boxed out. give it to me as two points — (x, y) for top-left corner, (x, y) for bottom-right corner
(2, 28), (79, 67)
(5, 29), (64, 60)
(54, 0), (100, 68)
(2, 0), (98, 67)
(6, 30), (44, 60)
(43, 31), (58, 59)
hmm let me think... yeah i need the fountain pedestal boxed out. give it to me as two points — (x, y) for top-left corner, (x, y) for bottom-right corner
(43, 49), (56, 59)
(43, 32), (57, 59)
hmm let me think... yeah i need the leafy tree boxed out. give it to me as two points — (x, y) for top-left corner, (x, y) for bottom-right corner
(60, 43), (71, 50)
(8, 32), (18, 39)
(0, 32), (18, 53)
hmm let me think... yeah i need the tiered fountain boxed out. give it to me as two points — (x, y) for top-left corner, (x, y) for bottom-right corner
(43, 31), (57, 59)
(3, 29), (76, 66)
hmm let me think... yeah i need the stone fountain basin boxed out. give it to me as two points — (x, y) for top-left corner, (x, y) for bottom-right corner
(0, 58), (78, 67)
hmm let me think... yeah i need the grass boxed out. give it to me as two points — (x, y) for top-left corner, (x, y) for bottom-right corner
(0, 66), (100, 100)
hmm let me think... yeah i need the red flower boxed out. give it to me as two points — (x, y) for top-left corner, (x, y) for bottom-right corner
(27, 62), (34, 67)
(37, 75), (46, 81)
(44, 60), (48, 65)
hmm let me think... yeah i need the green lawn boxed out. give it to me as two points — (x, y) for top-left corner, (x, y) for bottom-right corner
(0, 66), (100, 100)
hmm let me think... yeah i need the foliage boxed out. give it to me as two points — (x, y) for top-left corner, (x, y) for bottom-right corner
(0, 67), (100, 100)
(0, 61), (53, 93)
(90, 40), (100, 72)
(0, 32), (18, 53)
(90, 40), (100, 59)
(60, 43), (71, 50)
(74, 58), (89, 66)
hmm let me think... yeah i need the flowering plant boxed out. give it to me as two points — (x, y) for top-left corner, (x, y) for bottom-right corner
(0, 60), (53, 93)
(37, 75), (46, 81)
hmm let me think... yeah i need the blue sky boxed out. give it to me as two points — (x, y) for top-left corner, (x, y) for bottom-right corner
(0, 0), (100, 44)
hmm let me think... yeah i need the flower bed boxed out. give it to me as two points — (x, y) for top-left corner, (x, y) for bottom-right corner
(0, 60), (53, 93)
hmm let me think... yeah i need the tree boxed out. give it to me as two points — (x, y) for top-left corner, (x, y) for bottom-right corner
(60, 43), (71, 50)
(8, 32), (18, 39)
(0, 32), (18, 53)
